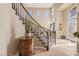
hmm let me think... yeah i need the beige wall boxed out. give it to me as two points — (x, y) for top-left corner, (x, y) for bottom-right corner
(77, 13), (79, 32)
(27, 8), (51, 29)
(0, 4), (25, 55)
(56, 11), (64, 39)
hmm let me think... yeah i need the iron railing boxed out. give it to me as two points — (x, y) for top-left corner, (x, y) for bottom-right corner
(12, 3), (56, 51)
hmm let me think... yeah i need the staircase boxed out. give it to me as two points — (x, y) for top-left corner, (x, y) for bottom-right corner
(12, 3), (56, 52)
(34, 36), (47, 54)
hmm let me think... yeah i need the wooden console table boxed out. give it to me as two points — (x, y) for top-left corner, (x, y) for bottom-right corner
(19, 35), (34, 56)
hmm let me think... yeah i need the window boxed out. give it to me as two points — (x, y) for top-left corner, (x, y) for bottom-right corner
(35, 10), (40, 17)
(69, 7), (76, 17)
(29, 9), (32, 16)
(44, 10), (49, 17)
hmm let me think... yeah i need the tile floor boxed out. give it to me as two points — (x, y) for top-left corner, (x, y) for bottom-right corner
(34, 39), (78, 56)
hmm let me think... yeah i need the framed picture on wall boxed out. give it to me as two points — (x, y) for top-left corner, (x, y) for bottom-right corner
(59, 23), (62, 31)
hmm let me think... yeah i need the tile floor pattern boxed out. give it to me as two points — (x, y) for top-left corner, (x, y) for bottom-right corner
(34, 39), (78, 56)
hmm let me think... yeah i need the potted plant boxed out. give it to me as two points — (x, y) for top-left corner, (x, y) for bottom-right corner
(25, 21), (32, 37)
(73, 32), (79, 55)
(73, 32), (79, 38)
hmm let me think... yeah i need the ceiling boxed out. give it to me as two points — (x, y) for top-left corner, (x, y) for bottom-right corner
(23, 3), (53, 8)
(58, 3), (73, 11)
